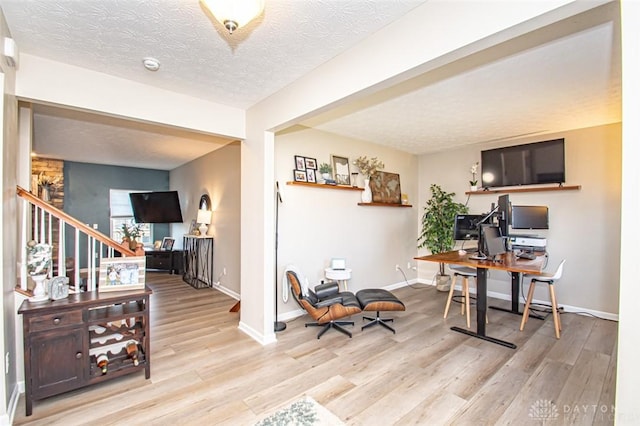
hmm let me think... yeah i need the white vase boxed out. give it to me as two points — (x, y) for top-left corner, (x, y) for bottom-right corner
(29, 274), (49, 302)
(470, 185), (478, 192)
(362, 178), (373, 203)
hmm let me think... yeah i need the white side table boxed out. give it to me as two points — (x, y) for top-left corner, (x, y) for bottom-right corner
(324, 268), (352, 291)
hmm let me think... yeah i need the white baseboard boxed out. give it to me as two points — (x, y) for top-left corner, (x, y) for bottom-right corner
(3, 382), (21, 426)
(210, 283), (240, 301)
(237, 321), (277, 346)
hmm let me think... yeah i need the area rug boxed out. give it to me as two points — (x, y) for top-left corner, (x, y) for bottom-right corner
(254, 396), (344, 426)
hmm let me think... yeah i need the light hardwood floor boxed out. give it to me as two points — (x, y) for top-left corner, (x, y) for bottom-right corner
(13, 273), (617, 425)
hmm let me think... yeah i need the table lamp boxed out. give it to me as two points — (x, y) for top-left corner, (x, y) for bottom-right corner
(196, 209), (212, 236)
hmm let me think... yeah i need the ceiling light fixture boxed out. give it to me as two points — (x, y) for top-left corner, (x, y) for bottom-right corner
(142, 57), (160, 72)
(200, 0), (265, 34)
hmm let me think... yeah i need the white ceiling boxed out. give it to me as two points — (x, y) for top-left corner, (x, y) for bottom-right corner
(0, 0), (622, 170)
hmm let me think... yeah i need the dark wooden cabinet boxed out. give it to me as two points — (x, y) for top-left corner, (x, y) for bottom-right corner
(145, 250), (183, 274)
(30, 327), (85, 400)
(19, 288), (152, 416)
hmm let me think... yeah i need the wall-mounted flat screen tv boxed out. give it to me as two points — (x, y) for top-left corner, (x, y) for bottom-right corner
(129, 191), (183, 223)
(481, 138), (565, 188)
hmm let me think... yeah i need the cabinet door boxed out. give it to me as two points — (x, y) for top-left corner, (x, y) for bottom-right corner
(30, 328), (86, 399)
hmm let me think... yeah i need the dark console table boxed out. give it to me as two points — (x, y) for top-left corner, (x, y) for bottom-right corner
(182, 236), (214, 289)
(145, 250), (184, 274)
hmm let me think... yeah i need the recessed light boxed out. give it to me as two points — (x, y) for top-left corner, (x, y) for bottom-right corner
(142, 57), (160, 72)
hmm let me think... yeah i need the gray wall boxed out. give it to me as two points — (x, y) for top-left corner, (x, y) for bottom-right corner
(64, 161), (172, 266)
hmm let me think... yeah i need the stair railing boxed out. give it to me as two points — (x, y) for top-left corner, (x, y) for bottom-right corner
(16, 186), (135, 293)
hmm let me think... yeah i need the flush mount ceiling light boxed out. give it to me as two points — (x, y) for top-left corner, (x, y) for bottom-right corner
(142, 57), (160, 71)
(200, 0), (265, 34)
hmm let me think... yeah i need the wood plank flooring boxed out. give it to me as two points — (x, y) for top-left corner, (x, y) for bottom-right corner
(13, 273), (617, 425)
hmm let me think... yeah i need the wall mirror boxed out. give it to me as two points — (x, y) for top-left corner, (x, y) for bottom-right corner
(199, 194), (211, 211)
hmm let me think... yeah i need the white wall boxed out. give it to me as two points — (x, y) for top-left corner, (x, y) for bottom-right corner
(15, 54), (245, 141)
(616, 0), (640, 422)
(274, 126), (418, 318)
(170, 142), (241, 298)
(418, 123), (621, 316)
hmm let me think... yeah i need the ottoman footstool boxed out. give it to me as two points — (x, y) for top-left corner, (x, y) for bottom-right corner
(356, 289), (406, 334)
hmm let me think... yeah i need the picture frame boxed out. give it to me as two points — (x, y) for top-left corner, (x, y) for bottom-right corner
(294, 155), (306, 171)
(98, 256), (146, 292)
(304, 157), (317, 170)
(161, 237), (175, 251)
(331, 155), (351, 186)
(370, 171), (402, 204)
(188, 219), (197, 235)
(306, 169), (317, 183)
(293, 169), (307, 182)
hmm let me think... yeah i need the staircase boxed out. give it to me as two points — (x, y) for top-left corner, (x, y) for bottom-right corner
(16, 186), (135, 294)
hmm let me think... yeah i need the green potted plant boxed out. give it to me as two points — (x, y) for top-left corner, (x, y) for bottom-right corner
(417, 184), (468, 291)
(318, 163), (332, 181)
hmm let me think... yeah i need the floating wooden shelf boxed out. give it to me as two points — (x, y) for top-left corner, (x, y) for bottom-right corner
(286, 181), (363, 191)
(466, 185), (581, 195)
(358, 202), (412, 208)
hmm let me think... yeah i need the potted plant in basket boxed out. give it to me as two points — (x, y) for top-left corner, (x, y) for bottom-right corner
(417, 184), (468, 291)
(120, 222), (141, 250)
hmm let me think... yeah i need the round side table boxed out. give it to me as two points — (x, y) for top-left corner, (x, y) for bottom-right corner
(324, 268), (352, 291)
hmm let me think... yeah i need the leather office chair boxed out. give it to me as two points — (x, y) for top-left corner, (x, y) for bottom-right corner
(286, 271), (362, 339)
(443, 265), (483, 328)
(520, 259), (566, 339)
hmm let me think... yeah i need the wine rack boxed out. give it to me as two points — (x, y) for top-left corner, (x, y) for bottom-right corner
(19, 288), (152, 416)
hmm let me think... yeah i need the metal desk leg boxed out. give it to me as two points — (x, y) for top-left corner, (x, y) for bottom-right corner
(451, 267), (517, 349)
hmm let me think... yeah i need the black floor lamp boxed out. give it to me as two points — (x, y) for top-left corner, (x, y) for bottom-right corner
(274, 181), (286, 332)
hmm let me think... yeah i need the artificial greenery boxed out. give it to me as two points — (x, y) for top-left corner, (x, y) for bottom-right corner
(417, 184), (468, 275)
(318, 162), (332, 174)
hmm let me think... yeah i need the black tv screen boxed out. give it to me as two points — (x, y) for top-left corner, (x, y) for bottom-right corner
(481, 138), (565, 188)
(511, 205), (549, 230)
(129, 191), (183, 224)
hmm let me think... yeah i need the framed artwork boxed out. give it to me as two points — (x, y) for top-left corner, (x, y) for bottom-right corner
(161, 237), (175, 251)
(294, 155), (306, 171)
(98, 256), (146, 292)
(304, 157), (317, 170)
(370, 171), (402, 204)
(188, 219), (197, 235)
(331, 155), (351, 186)
(306, 169), (316, 183)
(293, 169), (307, 182)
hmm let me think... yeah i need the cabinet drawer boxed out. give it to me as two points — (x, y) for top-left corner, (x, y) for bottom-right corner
(28, 311), (83, 332)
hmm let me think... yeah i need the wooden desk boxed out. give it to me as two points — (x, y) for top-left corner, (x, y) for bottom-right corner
(415, 251), (544, 349)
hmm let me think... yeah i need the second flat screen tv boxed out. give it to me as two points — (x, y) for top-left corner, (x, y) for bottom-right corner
(481, 138), (565, 188)
(129, 191), (183, 224)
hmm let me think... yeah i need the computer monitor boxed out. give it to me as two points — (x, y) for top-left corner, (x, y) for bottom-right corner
(453, 214), (484, 240)
(482, 225), (506, 257)
(497, 194), (511, 236)
(511, 205), (549, 229)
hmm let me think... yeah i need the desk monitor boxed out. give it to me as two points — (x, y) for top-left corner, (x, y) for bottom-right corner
(453, 214), (483, 240)
(497, 194), (511, 236)
(511, 205), (549, 229)
(482, 225), (506, 257)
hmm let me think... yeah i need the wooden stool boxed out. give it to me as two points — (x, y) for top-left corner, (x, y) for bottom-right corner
(443, 266), (477, 328)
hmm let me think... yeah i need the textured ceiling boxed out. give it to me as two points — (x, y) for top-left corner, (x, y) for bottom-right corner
(0, 0), (622, 170)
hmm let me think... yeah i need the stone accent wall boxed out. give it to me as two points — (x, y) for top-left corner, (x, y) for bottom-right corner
(31, 157), (64, 209)
(30, 157), (65, 274)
